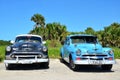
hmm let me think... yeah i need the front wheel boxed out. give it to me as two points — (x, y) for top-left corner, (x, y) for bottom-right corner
(69, 59), (79, 71)
(42, 62), (49, 69)
(101, 65), (113, 70)
(5, 63), (12, 70)
(60, 53), (65, 63)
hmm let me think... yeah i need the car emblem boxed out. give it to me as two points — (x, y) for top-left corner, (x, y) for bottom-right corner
(22, 44), (28, 47)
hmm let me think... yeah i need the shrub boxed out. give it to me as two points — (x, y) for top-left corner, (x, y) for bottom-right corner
(0, 45), (6, 61)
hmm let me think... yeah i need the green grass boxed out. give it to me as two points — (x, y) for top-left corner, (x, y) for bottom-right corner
(48, 47), (60, 58)
(0, 45), (6, 61)
(112, 47), (120, 59)
(46, 40), (61, 59)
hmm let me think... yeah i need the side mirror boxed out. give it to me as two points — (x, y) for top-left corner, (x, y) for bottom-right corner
(42, 41), (46, 44)
(10, 40), (14, 44)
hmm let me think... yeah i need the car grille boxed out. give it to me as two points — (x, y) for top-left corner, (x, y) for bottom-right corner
(82, 54), (107, 57)
(10, 53), (42, 59)
(81, 54), (108, 60)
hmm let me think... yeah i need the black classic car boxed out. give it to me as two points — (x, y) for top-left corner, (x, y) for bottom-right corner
(4, 34), (49, 70)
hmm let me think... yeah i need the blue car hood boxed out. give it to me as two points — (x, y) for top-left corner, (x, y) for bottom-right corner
(73, 43), (103, 54)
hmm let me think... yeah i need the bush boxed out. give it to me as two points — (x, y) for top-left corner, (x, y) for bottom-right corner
(46, 40), (61, 48)
(0, 45), (6, 61)
(0, 40), (11, 45)
(112, 47), (120, 59)
(46, 40), (61, 58)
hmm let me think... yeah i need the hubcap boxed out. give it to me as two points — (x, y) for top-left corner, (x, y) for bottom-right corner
(70, 60), (75, 69)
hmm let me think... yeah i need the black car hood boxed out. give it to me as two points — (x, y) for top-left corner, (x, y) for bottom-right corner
(12, 42), (42, 48)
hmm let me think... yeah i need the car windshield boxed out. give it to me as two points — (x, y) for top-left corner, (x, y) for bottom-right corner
(15, 36), (42, 43)
(71, 36), (98, 44)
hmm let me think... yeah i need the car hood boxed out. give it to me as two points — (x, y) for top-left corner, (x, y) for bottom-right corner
(12, 42), (42, 48)
(72, 43), (103, 54)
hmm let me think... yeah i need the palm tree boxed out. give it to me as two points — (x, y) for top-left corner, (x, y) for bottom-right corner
(46, 22), (68, 41)
(101, 22), (120, 47)
(85, 27), (95, 35)
(31, 14), (45, 28)
(46, 23), (53, 40)
(30, 13), (46, 40)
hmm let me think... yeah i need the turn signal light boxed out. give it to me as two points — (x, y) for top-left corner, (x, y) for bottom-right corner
(76, 58), (81, 60)
(108, 57), (113, 60)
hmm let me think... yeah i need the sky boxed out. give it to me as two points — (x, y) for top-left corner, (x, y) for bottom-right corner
(0, 0), (120, 40)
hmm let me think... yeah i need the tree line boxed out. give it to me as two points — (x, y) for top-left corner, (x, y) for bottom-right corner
(29, 13), (120, 47)
(0, 40), (11, 45)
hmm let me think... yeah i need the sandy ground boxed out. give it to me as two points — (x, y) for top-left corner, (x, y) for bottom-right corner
(0, 59), (120, 80)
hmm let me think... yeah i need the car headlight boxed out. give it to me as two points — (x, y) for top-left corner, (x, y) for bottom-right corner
(43, 46), (47, 52)
(108, 50), (114, 56)
(76, 49), (81, 56)
(6, 46), (12, 52)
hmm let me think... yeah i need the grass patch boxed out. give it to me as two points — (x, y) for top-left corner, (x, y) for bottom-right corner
(112, 47), (120, 59)
(48, 47), (60, 58)
(0, 45), (6, 61)
(46, 40), (61, 58)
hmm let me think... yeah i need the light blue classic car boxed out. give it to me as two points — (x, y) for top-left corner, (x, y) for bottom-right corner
(60, 34), (115, 71)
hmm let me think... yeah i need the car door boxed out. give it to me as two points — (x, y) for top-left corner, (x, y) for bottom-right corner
(63, 37), (70, 62)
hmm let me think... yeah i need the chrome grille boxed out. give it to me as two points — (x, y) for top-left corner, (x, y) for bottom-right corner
(81, 54), (108, 60)
(11, 53), (42, 59)
(82, 54), (107, 57)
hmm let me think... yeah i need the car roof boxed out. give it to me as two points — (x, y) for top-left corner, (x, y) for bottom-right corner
(16, 34), (42, 38)
(68, 34), (96, 37)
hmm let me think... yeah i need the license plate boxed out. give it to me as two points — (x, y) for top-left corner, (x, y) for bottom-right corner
(90, 60), (103, 64)
(21, 60), (33, 64)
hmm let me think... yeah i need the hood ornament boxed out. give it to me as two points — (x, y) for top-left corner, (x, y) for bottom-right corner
(94, 43), (98, 51)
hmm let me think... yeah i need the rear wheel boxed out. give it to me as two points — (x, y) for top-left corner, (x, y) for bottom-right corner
(101, 65), (113, 70)
(69, 58), (79, 71)
(60, 53), (65, 63)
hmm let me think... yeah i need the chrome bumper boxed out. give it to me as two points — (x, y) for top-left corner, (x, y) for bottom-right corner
(74, 59), (116, 65)
(4, 58), (49, 64)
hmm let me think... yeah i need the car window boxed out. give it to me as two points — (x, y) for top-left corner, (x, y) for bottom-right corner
(71, 36), (85, 44)
(15, 36), (42, 43)
(71, 36), (97, 44)
(86, 37), (97, 43)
